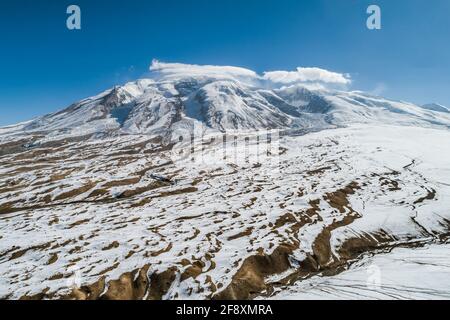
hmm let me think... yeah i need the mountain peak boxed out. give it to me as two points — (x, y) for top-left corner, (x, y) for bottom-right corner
(2, 62), (450, 145)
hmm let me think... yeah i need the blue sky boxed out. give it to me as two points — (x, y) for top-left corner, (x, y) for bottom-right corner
(0, 0), (449, 126)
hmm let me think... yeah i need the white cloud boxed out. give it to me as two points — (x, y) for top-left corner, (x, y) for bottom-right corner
(263, 67), (351, 85)
(150, 59), (258, 81)
(149, 60), (351, 88)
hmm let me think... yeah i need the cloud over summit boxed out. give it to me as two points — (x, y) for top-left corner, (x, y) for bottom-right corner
(149, 60), (351, 88)
(263, 67), (351, 85)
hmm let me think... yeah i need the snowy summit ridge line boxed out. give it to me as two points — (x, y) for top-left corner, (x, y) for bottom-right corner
(2, 60), (450, 145)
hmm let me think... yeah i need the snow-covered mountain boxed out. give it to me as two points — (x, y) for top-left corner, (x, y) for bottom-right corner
(421, 103), (449, 113)
(2, 62), (450, 144)
(1, 62), (450, 300)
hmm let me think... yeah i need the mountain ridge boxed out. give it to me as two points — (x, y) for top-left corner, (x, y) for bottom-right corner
(1, 63), (450, 145)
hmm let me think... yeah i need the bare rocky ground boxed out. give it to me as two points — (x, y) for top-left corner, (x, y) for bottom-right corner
(0, 124), (449, 300)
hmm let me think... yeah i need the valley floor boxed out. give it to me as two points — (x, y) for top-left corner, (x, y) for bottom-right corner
(0, 124), (449, 300)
